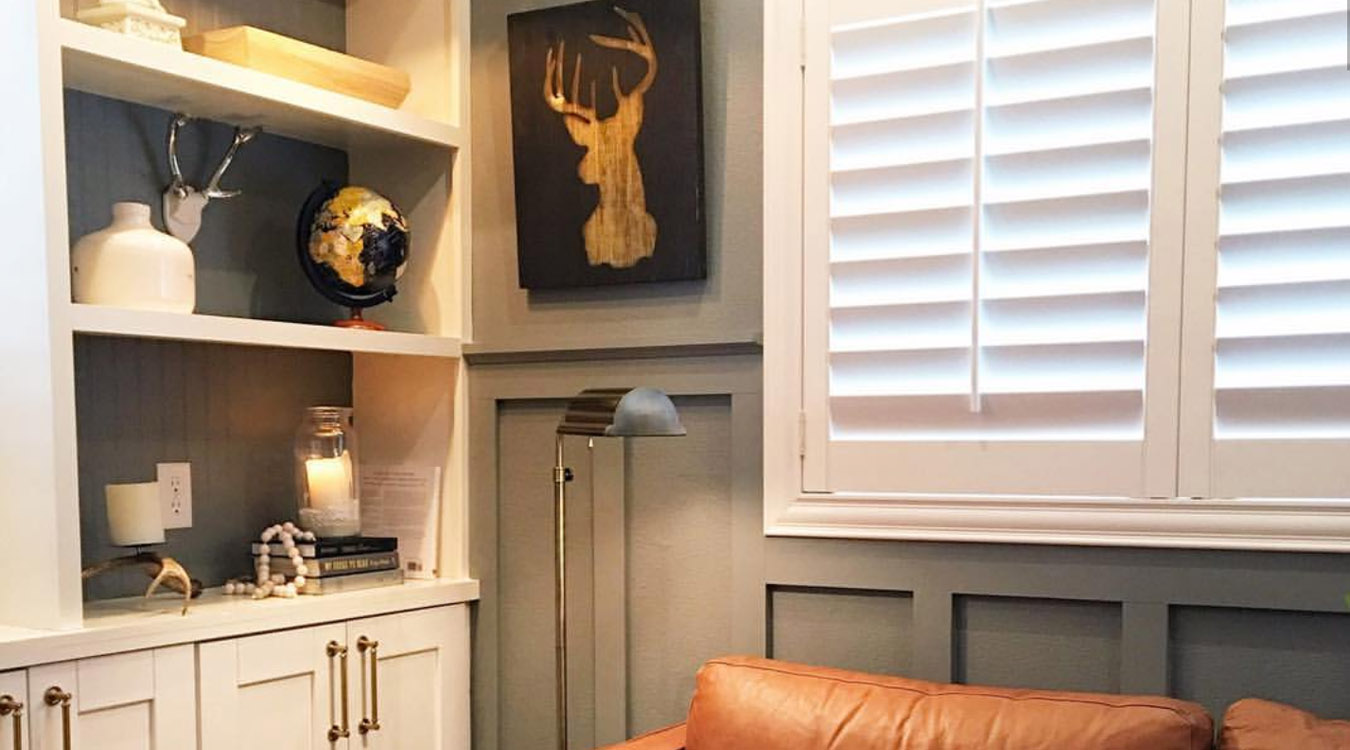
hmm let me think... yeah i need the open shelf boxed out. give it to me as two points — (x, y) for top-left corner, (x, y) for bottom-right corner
(69, 304), (463, 358)
(59, 19), (462, 154)
(0, 579), (479, 670)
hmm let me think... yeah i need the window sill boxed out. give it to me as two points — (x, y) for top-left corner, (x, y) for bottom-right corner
(767, 494), (1350, 552)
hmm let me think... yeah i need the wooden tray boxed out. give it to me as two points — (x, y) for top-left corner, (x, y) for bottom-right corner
(183, 26), (411, 109)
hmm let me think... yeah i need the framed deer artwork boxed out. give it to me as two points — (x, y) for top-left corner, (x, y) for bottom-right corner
(507, 0), (706, 289)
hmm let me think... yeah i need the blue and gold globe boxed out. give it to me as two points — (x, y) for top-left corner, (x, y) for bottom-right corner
(298, 183), (410, 327)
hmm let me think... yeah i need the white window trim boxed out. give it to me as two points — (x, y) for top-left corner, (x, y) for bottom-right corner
(761, 0), (1350, 552)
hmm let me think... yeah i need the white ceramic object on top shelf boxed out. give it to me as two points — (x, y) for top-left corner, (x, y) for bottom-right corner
(72, 202), (196, 313)
(76, 0), (187, 47)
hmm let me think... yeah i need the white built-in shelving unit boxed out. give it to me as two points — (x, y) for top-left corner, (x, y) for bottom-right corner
(3, 0), (474, 638)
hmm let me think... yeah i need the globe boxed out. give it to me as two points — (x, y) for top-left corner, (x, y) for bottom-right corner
(297, 183), (410, 328)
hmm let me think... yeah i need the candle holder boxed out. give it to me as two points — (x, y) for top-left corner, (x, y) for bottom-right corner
(295, 406), (362, 538)
(81, 481), (201, 615)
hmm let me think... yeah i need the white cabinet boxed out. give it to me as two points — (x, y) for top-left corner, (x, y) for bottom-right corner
(199, 604), (469, 750)
(1, 670), (27, 750)
(25, 647), (195, 750)
(199, 623), (349, 750)
(347, 606), (469, 750)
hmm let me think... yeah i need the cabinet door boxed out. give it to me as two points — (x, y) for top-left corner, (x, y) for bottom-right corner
(1, 670), (27, 750)
(26, 646), (195, 750)
(199, 623), (352, 750)
(346, 605), (469, 750)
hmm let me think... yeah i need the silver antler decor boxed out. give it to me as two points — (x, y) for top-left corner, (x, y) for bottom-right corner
(162, 113), (260, 243)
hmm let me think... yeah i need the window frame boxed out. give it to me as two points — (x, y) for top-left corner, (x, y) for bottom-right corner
(762, 0), (1350, 551)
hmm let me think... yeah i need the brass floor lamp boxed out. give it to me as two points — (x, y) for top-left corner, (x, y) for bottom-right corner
(553, 388), (686, 750)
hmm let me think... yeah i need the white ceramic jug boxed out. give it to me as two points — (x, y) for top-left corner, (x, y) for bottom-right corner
(71, 202), (196, 313)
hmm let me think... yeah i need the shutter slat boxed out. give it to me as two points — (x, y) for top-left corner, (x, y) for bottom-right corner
(985, 88), (1153, 155)
(831, 254), (971, 308)
(831, 392), (1143, 441)
(1222, 67), (1350, 133)
(982, 291), (1147, 347)
(1217, 334), (1350, 389)
(831, 158), (974, 218)
(984, 140), (1152, 204)
(983, 191), (1151, 252)
(1223, 11), (1348, 79)
(1218, 227), (1350, 287)
(1216, 279), (1350, 339)
(985, 38), (1154, 108)
(1221, 119), (1350, 185)
(1216, 386), (1350, 440)
(985, 0), (1154, 58)
(1225, 0), (1347, 29)
(1219, 174), (1350, 236)
(831, 8), (975, 81)
(831, 301), (971, 353)
(832, 112), (975, 172)
(831, 63), (976, 126)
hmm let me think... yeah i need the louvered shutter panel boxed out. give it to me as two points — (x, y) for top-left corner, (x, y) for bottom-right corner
(804, 0), (1181, 495)
(1195, 0), (1350, 496)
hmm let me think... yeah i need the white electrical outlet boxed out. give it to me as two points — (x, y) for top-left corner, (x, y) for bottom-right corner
(157, 462), (193, 529)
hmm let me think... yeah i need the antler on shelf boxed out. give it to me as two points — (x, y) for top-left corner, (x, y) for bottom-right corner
(82, 552), (203, 616)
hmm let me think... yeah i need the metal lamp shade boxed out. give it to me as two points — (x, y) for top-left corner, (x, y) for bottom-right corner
(557, 387), (686, 437)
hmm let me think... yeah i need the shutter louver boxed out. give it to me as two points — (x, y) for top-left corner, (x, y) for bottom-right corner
(815, 0), (1165, 493)
(1215, 2), (1350, 436)
(1198, 0), (1350, 495)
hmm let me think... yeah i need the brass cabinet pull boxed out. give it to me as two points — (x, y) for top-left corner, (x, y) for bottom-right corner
(357, 636), (381, 735)
(43, 687), (72, 750)
(326, 641), (350, 742)
(0, 694), (23, 749)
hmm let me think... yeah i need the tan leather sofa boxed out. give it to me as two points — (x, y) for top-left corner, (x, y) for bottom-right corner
(601, 655), (1215, 750)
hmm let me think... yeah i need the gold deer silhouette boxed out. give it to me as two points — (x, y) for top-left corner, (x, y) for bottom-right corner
(544, 7), (658, 269)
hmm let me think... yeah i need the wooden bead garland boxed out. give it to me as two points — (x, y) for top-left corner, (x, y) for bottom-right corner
(222, 520), (317, 600)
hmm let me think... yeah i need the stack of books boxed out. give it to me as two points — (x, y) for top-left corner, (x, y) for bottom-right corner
(251, 536), (404, 594)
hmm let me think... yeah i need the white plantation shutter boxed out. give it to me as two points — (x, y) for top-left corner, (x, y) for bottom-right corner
(1181, 0), (1350, 497)
(803, 0), (1185, 495)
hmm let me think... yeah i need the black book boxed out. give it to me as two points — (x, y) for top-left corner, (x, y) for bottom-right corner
(250, 536), (398, 558)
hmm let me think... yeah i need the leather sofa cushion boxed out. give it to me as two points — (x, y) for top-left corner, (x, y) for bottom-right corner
(1220, 698), (1350, 750)
(684, 656), (1212, 750)
(598, 724), (686, 750)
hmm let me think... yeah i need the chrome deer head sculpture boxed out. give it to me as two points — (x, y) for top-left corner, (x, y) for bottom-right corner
(544, 7), (658, 269)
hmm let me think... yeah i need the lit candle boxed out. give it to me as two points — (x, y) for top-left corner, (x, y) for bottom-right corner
(106, 482), (165, 546)
(305, 452), (353, 510)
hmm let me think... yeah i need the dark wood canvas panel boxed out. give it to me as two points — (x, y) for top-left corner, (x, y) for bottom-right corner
(508, 0), (706, 289)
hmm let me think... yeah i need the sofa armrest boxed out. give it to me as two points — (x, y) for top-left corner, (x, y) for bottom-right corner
(596, 723), (686, 750)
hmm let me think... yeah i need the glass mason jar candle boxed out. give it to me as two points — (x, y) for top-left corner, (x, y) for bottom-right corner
(294, 406), (361, 538)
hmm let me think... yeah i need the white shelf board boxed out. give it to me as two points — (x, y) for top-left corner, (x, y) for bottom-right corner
(0, 578), (479, 670)
(59, 19), (462, 153)
(70, 304), (463, 358)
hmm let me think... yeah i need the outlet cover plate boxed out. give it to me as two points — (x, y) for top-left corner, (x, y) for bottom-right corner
(157, 462), (193, 529)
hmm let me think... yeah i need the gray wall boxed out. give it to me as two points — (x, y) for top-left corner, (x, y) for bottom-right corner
(467, 1), (1350, 748)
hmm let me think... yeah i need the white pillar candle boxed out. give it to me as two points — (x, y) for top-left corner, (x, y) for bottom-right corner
(106, 482), (165, 546)
(305, 452), (353, 510)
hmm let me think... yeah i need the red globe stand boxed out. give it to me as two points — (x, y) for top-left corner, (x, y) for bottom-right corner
(334, 308), (385, 331)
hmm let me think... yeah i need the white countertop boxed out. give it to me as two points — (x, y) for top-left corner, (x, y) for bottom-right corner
(0, 578), (479, 670)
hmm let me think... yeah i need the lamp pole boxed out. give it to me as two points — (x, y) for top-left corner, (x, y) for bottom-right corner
(553, 434), (572, 750)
